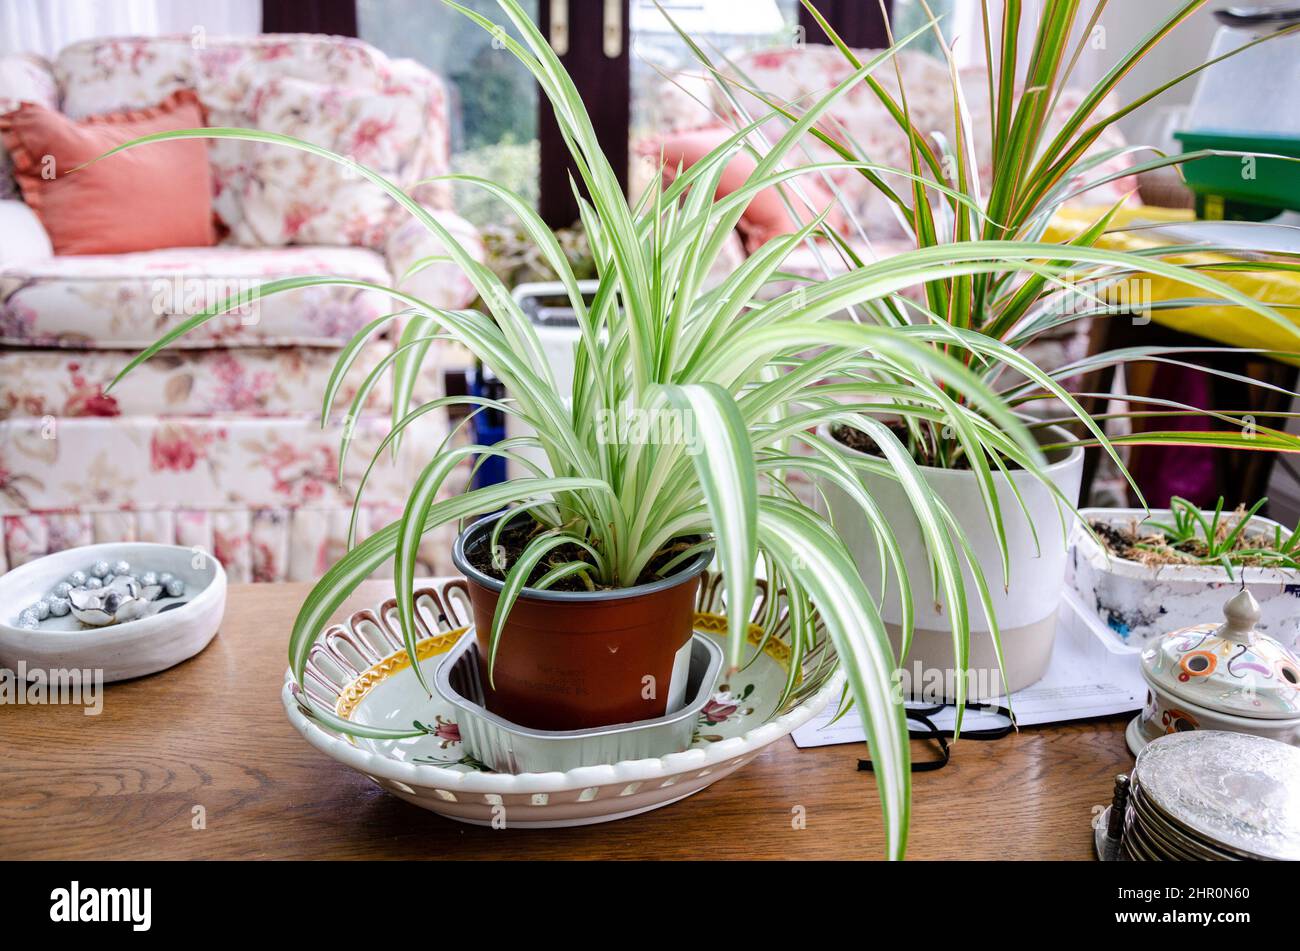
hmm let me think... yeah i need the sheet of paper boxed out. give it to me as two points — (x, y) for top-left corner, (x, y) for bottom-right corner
(792, 589), (1147, 748)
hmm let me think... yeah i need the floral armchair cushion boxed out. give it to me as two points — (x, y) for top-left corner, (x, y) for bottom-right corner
(0, 413), (446, 513)
(2, 503), (462, 583)
(231, 76), (427, 248)
(0, 35), (481, 349)
(0, 410), (464, 580)
(35, 34), (453, 245)
(0, 344), (442, 420)
(0, 245), (394, 349)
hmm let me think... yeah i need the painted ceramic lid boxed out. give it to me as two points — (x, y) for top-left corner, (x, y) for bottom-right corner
(1141, 589), (1300, 720)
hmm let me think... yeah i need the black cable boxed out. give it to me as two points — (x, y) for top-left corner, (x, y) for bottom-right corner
(857, 703), (1016, 773)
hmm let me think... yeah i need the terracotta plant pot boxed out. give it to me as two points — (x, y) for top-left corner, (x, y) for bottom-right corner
(451, 513), (712, 731)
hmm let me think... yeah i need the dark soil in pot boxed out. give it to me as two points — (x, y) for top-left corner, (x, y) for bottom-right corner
(1089, 515), (1284, 569)
(454, 513), (712, 731)
(464, 518), (703, 592)
(831, 420), (1029, 471)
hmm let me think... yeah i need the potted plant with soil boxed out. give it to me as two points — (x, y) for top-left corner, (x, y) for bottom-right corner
(683, 0), (1300, 699)
(450, 512), (712, 730)
(1071, 497), (1300, 649)
(103, 0), (1295, 855)
(824, 420), (1083, 699)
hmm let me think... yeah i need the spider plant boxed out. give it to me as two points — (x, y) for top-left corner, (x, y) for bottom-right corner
(1132, 495), (1300, 575)
(98, 0), (1298, 857)
(659, 0), (1300, 691)
(678, 0), (1300, 473)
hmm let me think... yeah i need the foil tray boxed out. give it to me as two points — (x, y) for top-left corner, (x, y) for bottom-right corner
(436, 628), (723, 774)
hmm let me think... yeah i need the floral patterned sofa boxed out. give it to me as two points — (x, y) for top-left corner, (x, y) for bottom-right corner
(0, 35), (480, 581)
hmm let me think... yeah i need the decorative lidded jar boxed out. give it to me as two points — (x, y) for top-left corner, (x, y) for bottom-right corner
(1128, 589), (1300, 754)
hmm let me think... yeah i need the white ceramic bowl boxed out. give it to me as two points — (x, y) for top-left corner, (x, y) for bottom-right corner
(0, 542), (226, 682)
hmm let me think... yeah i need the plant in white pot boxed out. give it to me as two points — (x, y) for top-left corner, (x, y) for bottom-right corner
(1071, 497), (1300, 650)
(683, 0), (1300, 699)
(101, 0), (1293, 855)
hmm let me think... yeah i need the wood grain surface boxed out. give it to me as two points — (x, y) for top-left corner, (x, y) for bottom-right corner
(0, 581), (1133, 860)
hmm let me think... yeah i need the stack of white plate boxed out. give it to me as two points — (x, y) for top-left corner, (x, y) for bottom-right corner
(1123, 731), (1300, 861)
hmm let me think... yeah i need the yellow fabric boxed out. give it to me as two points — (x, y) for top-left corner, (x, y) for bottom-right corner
(1043, 205), (1300, 363)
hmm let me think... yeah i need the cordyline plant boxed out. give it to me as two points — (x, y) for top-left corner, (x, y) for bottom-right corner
(100, 0), (1295, 857)
(679, 0), (1300, 471)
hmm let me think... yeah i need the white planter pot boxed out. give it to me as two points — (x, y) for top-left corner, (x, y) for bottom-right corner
(823, 424), (1084, 701)
(1068, 507), (1300, 651)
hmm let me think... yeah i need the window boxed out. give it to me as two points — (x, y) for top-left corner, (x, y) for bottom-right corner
(358, 0), (893, 228)
(891, 0), (961, 60)
(357, 0), (540, 227)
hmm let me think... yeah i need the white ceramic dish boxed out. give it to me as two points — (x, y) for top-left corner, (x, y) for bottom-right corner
(0, 542), (226, 682)
(282, 573), (843, 827)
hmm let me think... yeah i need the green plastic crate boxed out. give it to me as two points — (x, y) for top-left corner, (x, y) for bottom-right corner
(1173, 130), (1300, 220)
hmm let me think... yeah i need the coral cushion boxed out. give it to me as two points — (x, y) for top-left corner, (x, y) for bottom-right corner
(0, 89), (216, 255)
(647, 125), (846, 252)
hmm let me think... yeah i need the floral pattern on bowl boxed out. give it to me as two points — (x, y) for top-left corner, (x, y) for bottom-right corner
(323, 613), (795, 773)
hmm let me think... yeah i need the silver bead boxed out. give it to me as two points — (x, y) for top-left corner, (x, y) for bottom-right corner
(47, 596), (70, 618)
(52, 581), (73, 598)
(18, 609), (40, 629)
(67, 570), (87, 587)
(139, 571), (158, 587)
(84, 577), (103, 590)
(164, 578), (186, 598)
(158, 572), (175, 586)
(112, 560), (131, 576)
(90, 560), (111, 579)
(32, 598), (51, 621)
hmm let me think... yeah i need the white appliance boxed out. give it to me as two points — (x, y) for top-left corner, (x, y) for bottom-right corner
(501, 280), (590, 479)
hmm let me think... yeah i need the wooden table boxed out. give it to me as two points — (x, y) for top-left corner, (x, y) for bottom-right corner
(0, 582), (1133, 860)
